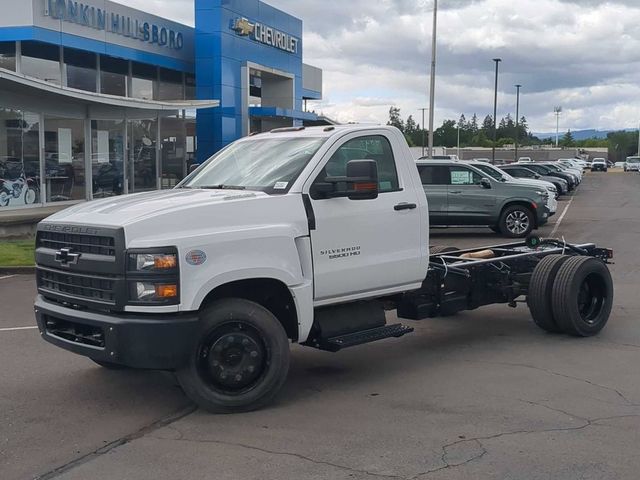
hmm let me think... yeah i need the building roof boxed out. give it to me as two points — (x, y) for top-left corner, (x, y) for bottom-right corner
(0, 68), (219, 114)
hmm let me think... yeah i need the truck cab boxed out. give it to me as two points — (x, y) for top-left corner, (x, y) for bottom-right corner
(35, 125), (428, 411)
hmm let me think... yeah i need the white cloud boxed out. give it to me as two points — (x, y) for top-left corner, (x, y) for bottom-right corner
(115, 0), (640, 132)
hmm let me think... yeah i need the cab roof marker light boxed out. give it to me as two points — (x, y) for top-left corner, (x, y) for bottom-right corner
(270, 126), (306, 133)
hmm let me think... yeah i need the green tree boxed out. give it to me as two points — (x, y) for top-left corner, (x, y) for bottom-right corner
(560, 130), (576, 147)
(434, 119), (458, 147)
(469, 114), (479, 135)
(387, 106), (404, 132)
(481, 115), (494, 137)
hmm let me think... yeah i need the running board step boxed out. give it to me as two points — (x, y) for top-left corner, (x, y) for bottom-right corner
(317, 324), (414, 352)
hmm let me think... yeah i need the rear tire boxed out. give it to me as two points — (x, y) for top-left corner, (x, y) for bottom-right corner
(499, 205), (535, 238)
(176, 298), (290, 414)
(551, 257), (614, 337)
(527, 255), (571, 333)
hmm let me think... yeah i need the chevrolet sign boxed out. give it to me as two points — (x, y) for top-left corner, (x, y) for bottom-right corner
(231, 17), (299, 55)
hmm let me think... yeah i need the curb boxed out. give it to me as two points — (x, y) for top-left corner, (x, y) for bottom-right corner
(0, 266), (36, 275)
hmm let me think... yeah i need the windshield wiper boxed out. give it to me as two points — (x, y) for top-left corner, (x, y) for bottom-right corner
(198, 185), (247, 190)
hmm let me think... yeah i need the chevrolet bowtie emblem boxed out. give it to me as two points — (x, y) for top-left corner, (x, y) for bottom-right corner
(55, 247), (81, 267)
(232, 17), (255, 36)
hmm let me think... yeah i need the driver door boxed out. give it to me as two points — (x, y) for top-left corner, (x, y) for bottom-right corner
(306, 132), (425, 303)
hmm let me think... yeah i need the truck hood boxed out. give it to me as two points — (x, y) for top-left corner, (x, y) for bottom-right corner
(42, 189), (310, 247)
(46, 189), (272, 226)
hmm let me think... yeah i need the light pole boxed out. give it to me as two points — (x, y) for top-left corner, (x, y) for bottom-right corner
(515, 84), (522, 162)
(492, 58), (502, 164)
(419, 108), (429, 157)
(457, 120), (461, 159)
(554, 106), (562, 147)
(427, 0), (438, 158)
(637, 121), (640, 156)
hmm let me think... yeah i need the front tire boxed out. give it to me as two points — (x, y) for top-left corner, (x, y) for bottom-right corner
(176, 298), (290, 414)
(499, 205), (535, 238)
(551, 257), (613, 337)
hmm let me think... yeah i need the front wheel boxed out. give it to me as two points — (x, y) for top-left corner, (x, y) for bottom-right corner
(176, 298), (290, 414)
(499, 205), (535, 238)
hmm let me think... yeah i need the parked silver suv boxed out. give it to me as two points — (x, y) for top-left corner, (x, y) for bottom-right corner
(417, 160), (550, 238)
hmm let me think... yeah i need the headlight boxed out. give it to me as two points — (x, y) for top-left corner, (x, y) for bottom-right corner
(129, 252), (177, 271)
(127, 248), (179, 305)
(547, 186), (556, 192)
(134, 282), (179, 302)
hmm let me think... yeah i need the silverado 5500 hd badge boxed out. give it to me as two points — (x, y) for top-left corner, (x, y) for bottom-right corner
(320, 246), (361, 260)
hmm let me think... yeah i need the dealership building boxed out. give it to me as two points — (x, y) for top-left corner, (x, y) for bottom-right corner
(0, 0), (323, 219)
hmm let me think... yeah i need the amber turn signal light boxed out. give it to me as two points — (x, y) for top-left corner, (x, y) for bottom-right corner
(155, 284), (178, 298)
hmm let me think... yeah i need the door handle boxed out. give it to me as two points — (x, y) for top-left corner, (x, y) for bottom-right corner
(450, 190), (463, 194)
(394, 203), (417, 211)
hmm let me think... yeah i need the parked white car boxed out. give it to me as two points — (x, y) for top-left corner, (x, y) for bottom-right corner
(624, 157), (640, 172)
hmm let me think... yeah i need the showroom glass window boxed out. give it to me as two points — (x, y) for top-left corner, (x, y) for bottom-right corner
(131, 62), (157, 100)
(185, 73), (196, 100)
(129, 118), (157, 192)
(92, 120), (125, 198)
(0, 42), (16, 71)
(158, 68), (184, 100)
(21, 41), (61, 85)
(44, 116), (86, 202)
(65, 48), (97, 92)
(161, 115), (187, 188)
(0, 108), (41, 209)
(100, 55), (128, 97)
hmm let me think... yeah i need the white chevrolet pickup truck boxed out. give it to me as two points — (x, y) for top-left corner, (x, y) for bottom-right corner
(34, 125), (614, 413)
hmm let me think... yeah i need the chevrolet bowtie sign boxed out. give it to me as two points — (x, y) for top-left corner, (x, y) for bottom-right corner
(231, 17), (299, 54)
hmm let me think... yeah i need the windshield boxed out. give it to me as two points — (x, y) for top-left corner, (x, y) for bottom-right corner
(473, 164), (506, 181)
(627, 157), (640, 163)
(183, 137), (326, 193)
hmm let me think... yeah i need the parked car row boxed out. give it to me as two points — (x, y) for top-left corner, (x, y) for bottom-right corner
(417, 158), (568, 238)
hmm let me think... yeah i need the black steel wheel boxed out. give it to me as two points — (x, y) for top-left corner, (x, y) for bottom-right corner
(499, 205), (535, 238)
(527, 255), (571, 333)
(551, 257), (614, 337)
(176, 298), (290, 414)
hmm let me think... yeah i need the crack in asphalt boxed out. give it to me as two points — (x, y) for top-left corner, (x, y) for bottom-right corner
(412, 414), (640, 479)
(468, 360), (639, 407)
(36, 404), (197, 480)
(147, 429), (407, 480)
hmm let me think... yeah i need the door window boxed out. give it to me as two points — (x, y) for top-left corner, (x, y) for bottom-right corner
(448, 166), (482, 186)
(418, 165), (448, 185)
(319, 135), (399, 193)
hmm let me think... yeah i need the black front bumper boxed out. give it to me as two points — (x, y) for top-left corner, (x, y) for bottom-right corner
(35, 295), (200, 370)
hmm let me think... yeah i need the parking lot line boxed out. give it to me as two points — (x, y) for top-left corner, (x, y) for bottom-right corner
(0, 326), (38, 332)
(551, 196), (575, 237)
(0, 275), (16, 281)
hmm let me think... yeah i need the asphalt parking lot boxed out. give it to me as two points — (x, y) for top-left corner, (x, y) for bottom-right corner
(2, 170), (639, 479)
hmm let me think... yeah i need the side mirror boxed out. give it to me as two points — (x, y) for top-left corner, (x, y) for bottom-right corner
(346, 160), (379, 200)
(534, 174), (541, 179)
(480, 178), (492, 189)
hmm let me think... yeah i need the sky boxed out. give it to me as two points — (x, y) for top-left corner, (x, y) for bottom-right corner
(117, 0), (640, 133)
